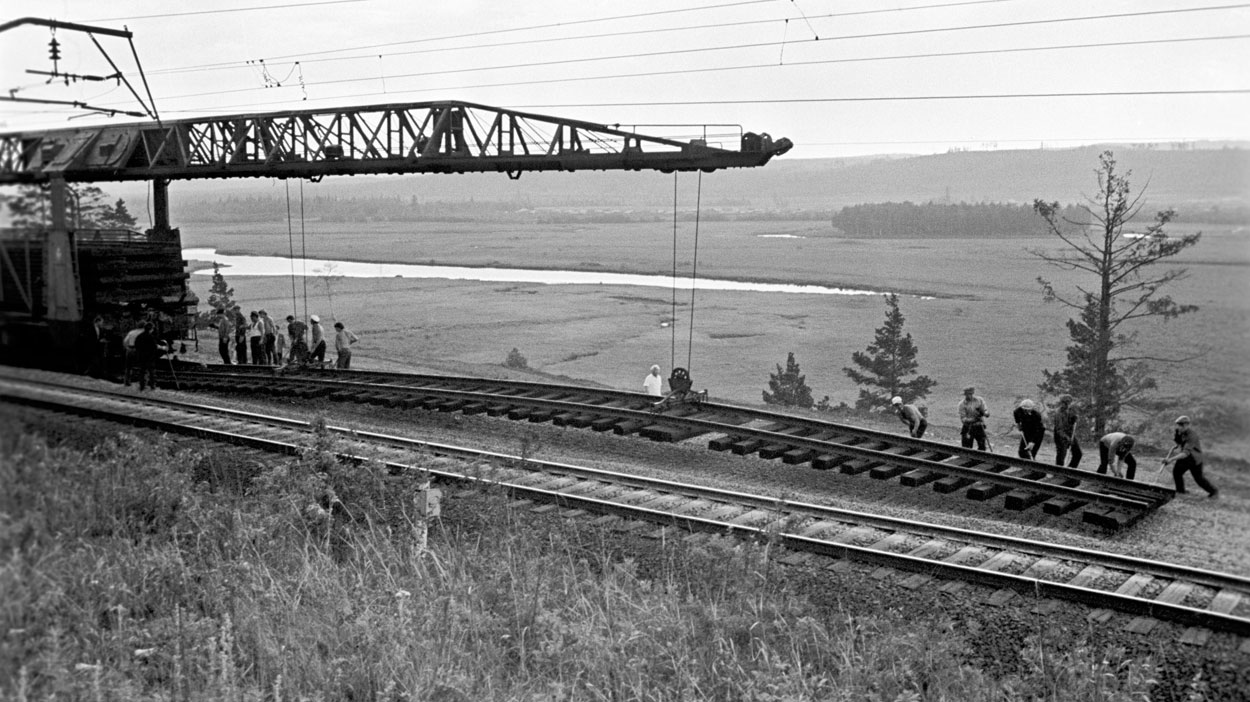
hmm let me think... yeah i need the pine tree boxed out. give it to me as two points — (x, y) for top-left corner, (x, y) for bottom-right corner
(206, 262), (235, 312)
(96, 198), (138, 229)
(842, 293), (935, 410)
(1032, 151), (1199, 435)
(763, 351), (814, 408)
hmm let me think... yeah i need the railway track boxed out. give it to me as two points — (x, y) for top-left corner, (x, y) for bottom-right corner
(158, 364), (1173, 530)
(3, 373), (1247, 646)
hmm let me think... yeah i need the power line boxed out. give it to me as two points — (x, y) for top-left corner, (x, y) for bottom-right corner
(511, 89), (1250, 110)
(119, 3), (1250, 105)
(133, 32), (1250, 106)
(146, 0), (783, 73)
(142, 0), (1021, 78)
(85, 0), (373, 22)
(139, 1), (1242, 81)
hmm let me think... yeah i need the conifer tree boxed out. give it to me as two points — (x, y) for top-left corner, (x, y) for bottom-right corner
(96, 198), (138, 229)
(1032, 151), (1199, 435)
(206, 262), (235, 313)
(842, 293), (935, 410)
(763, 351), (814, 408)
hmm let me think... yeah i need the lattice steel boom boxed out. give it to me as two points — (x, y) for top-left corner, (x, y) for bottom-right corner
(0, 100), (793, 184)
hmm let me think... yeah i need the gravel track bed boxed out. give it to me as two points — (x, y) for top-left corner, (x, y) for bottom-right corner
(7, 369), (1248, 576)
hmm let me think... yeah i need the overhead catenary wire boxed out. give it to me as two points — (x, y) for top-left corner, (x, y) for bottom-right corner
(119, 0), (1250, 106)
(85, 0), (373, 23)
(84, 33), (1249, 117)
(139, 0), (1019, 77)
(139, 0), (785, 73)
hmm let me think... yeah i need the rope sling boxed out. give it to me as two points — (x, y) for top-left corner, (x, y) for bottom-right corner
(668, 171), (704, 376)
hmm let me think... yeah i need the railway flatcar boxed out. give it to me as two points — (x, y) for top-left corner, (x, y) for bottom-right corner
(0, 225), (197, 372)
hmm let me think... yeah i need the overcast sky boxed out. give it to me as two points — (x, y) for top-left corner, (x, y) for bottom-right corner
(1, 0), (1247, 158)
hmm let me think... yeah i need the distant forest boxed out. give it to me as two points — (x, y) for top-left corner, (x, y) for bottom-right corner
(172, 194), (1249, 234)
(830, 202), (1066, 238)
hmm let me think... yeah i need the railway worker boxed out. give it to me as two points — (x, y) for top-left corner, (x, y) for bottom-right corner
(1052, 394), (1082, 467)
(133, 322), (160, 392)
(84, 315), (108, 378)
(286, 314), (308, 364)
(233, 307), (249, 364)
(1013, 398), (1046, 460)
(275, 331), (288, 367)
(247, 311), (265, 365)
(1162, 416), (1218, 498)
(259, 310), (277, 364)
(891, 396), (928, 438)
(122, 324), (144, 386)
(1096, 432), (1137, 480)
(213, 309), (234, 365)
(957, 386), (990, 451)
(309, 315), (327, 365)
(333, 321), (359, 369)
(643, 364), (664, 396)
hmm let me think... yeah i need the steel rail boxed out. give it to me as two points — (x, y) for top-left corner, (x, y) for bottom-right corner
(190, 365), (1174, 499)
(170, 368), (1165, 513)
(2, 376), (1246, 637)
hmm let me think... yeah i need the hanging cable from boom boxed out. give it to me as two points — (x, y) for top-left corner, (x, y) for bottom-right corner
(670, 172), (678, 372)
(300, 180), (309, 321)
(686, 170), (702, 373)
(285, 180), (298, 316)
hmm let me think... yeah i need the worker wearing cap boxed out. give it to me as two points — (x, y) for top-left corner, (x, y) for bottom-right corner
(309, 315), (326, 364)
(1096, 432), (1137, 480)
(957, 386), (989, 450)
(1163, 416), (1218, 498)
(1013, 399), (1046, 460)
(891, 396), (928, 438)
(1052, 395), (1083, 467)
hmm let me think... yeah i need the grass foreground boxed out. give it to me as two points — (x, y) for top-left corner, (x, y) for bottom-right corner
(0, 413), (1232, 701)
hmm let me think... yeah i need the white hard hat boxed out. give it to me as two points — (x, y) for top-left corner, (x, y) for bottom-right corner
(1020, 399), (1035, 410)
(310, 315), (320, 323)
(891, 396), (902, 405)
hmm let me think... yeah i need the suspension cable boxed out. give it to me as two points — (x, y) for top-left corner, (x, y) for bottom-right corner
(670, 171), (678, 372)
(300, 179), (308, 320)
(285, 180), (298, 315)
(686, 170), (702, 372)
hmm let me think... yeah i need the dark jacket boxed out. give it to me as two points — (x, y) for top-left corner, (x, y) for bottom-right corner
(1013, 407), (1045, 438)
(1053, 405), (1079, 440)
(1174, 427), (1204, 465)
(134, 330), (160, 363)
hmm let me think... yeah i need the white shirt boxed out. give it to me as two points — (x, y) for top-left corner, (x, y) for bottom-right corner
(643, 373), (663, 396)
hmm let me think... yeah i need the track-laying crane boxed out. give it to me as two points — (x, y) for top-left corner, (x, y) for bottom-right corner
(0, 100), (792, 368)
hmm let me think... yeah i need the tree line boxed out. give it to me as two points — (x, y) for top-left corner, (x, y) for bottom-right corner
(1, 184), (137, 230)
(765, 151), (1200, 440)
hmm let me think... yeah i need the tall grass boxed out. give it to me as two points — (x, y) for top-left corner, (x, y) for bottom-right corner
(0, 417), (1165, 700)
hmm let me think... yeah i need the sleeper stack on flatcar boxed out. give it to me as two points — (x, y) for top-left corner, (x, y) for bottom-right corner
(0, 226), (196, 370)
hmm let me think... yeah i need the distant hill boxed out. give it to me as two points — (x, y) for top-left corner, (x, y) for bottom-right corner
(103, 144), (1249, 214)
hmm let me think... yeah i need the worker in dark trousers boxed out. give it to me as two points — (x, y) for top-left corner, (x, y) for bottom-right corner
(958, 386), (989, 450)
(214, 309), (234, 364)
(1162, 416), (1218, 498)
(133, 322), (160, 392)
(1013, 398), (1046, 460)
(233, 307), (248, 364)
(1096, 432), (1137, 480)
(1052, 395), (1082, 467)
(891, 396), (928, 438)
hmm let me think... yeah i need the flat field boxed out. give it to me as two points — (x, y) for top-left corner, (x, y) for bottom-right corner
(181, 219), (1250, 456)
